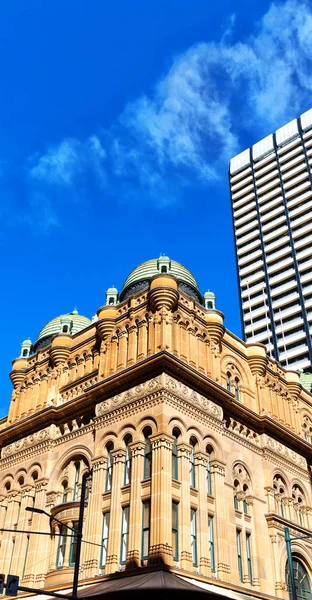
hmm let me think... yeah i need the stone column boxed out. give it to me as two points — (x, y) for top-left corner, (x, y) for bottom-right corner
(127, 325), (137, 366)
(48, 524), (61, 572)
(137, 319), (147, 360)
(11, 486), (35, 577)
(0, 491), (21, 575)
(149, 433), (173, 566)
(211, 459), (230, 579)
(126, 441), (145, 568)
(117, 331), (128, 370)
(82, 457), (107, 579)
(177, 442), (193, 571)
(194, 452), (210, 576)
(147, 315), (155, 357)
(24, 479), (49, 585)
(106, 448), (126, 574)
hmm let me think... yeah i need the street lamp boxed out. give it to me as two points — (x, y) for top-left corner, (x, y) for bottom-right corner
(284, 526), (312, 600)
(26, 472), (90, 600)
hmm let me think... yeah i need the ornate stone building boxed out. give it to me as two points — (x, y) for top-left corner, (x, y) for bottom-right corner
(1, 256), (312, 599)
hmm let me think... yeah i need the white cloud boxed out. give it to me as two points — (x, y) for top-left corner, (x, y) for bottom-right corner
(28, 0), (312, 207)
(30, 136), (106, 185)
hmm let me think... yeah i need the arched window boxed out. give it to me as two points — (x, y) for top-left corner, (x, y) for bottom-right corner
(189, 438), (196, 488)
(161, 266), (167, 273)
(143, 427), (152, 480)
(227, 373), (231, 392)
(235, 378), (240, 402)
(206, 445), (213, 495)
(124, 435), (132, 485)
(62, 481), (68, 503)
(273, 474), (286, 517)
(105, 443), (113, 492)
(233, 463), (251, 513)
(172, 428), (181, 481)
(73, 462), (80, 501)
(62, 325), (69, 333)
(292, 485), (306, 526)
(302, 416), (312, 443)
(286, 558), (311, 600)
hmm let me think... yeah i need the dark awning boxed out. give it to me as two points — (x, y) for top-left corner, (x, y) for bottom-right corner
(78, 570), (207, 599)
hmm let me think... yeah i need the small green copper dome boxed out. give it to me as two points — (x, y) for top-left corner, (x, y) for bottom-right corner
(120, 255), (202, 303)
(33, 311), (91, 352)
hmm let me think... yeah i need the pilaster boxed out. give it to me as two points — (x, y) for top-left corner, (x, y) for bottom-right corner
(127, 441), (145, 568)
(149, 433), (174, 565)
(177, 442), (193, 571)
(194, 452), (210, 576)
(82, 458), (107, 578)
(211, 459), (230, 579)
(105, 448), (126, 573)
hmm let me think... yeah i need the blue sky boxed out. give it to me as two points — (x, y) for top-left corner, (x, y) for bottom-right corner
(1, 0), (312, 417)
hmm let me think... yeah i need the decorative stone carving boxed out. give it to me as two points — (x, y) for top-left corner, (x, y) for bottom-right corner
(95, 374), (223, 421)
(261, 434), (306, 468)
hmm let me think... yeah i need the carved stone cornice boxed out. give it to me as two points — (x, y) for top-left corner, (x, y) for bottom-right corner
(150, 432), (174, 451)
(210, 459), (226, 476)
(91, 456), (107, 471)
(128, 441), (145, 457)
(111, 448), (126, 464)
(194, 451), (208, 468)
(176, 442), (191, 459)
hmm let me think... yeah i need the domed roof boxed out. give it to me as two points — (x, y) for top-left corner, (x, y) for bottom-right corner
(34, 311), (91, 352)
(120, 256), (202, 303)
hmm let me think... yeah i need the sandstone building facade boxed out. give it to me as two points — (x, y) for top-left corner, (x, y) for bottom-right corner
(1, 256), (312, 599)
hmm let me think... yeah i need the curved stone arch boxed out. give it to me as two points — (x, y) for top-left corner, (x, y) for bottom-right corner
(48, 444), (93, 489)
(280, 543), (312, 592)
(28, 462), (43, 482)
(271, 469), (290, 496)
(300, 411), (312, 439)
(221, 353), (249, 385)
(168, 416), (187, 440)
(137, 416), (158, 438)
(15, 468), (27, 487)
(291, 479), (309, 502)
(224, 452), (248, 485)
(232, 461), (252, 493)
(203, 433), (224, 460)
(2, 473), (14, 492)
(187, 427), (202, 450)
(117, 422), (136, 438)
(94, 429), (118, 455)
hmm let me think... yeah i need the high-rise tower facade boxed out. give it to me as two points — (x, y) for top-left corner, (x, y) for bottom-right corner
(230, 109), (312, 373)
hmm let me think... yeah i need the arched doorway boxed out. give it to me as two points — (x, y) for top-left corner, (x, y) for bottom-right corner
(286, 558), (311, 600)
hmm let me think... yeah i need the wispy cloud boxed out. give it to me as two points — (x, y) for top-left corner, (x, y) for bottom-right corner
(26, 0), (312, 224)
(29, 135), (106, 186)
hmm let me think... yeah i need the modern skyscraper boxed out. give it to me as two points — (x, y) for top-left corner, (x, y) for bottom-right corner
(230, 108), (312, 374)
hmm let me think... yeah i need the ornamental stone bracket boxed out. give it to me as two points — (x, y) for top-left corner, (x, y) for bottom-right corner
(95, 373), (223, 421)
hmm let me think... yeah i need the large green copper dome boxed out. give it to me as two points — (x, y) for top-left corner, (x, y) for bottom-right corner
(120, 255), (202, 303)
(33, 310), (91, 352)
